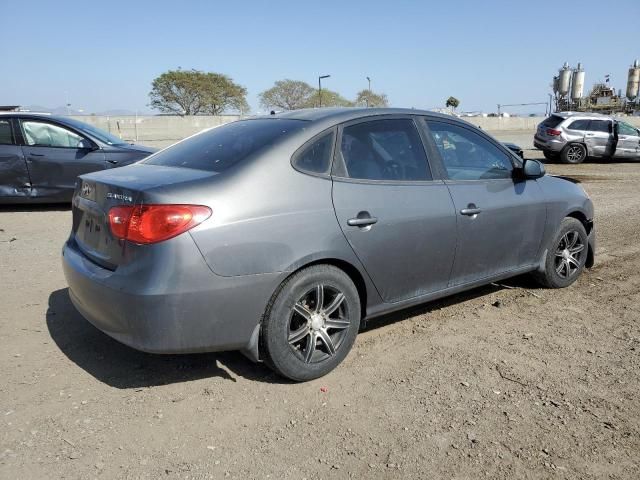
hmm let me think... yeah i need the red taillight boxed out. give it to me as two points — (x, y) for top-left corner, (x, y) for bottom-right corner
(546, 128), (562, 136)
(108, 204), (211, 244)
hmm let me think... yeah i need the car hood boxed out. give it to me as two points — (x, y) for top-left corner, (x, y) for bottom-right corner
(104, 143), (158, 155)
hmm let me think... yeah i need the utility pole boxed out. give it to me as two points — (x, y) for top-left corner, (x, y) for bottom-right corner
(318, 75), (330, 108)
(366, 76), (371, 107)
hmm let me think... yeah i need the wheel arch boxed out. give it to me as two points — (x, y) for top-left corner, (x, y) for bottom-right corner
(565, 210), (594, 268)
(247, 258), (370, 364)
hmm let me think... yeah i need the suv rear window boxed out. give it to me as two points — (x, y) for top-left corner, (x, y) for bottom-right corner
(540, 115), (564, 128)
(0, 119), (14, 145)
(145, 119), (307, 172)
(588, 120), (611, 133)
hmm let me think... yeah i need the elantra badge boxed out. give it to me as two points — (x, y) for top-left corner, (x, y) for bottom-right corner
(106, 192), (133, 203)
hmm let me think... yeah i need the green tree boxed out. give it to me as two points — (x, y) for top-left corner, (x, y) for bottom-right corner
(445, 96), (460, 110)
(259, 79), (316, 110)
(355, 89), (389, 108)
(309, 89), (354, 108)
(149, 69), (248, 115)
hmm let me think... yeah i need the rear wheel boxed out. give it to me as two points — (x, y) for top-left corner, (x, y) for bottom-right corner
(561, 143), (587, 164)
(533, 217), (588, 288)
(261, 265), (361, 381)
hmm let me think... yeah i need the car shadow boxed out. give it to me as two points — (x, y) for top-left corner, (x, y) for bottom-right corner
(46, 288), (287, 389)
(362, 274), (541, 332)
(0, 203), (71, 213)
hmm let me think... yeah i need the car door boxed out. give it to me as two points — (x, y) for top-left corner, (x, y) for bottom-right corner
(615, 121), (640, 159)
(0, 117), (32, 199)
(19, 118), (106, 200)
(584, 119), (614, 157)
(331, 116), (457, 303)
(423, 119), (547, 286)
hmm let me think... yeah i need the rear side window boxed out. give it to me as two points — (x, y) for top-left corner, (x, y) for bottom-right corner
(0, 119), (14, 145)
(339, 119), (431, 181)
(292, 130), (335, 175)
(540, 115), (564, 128)
(145, 119), (307, 172)
(567, 119), (590, 131)
(588, 120), (611, 133)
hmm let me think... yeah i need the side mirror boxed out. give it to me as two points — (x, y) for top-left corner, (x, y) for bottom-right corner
(78, 139), (97, 150)
(523, 159), (545, 179)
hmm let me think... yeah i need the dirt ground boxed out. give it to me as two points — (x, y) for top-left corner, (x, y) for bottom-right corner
(1, 149), (639, 479)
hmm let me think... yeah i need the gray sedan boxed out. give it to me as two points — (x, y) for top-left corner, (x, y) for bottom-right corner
(62, 108), (595, 381)
(0, 113), (156, 203)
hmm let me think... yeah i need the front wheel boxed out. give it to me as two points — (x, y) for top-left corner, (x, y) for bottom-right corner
(561, 143), (587, 164)
(533, 217), (588, 288)
(261, 265), (361, 381)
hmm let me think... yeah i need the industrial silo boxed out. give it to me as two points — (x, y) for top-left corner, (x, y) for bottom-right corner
(627, 59), (640, 100)
(558, 62), (572, 97)
(571, 63), (585, 101)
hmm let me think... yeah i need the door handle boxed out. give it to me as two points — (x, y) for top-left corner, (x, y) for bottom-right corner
(347, 215), (378, 227)
(106, 159), (119, 165)
(29, 153), (45, 157)
(585, 133), (595, 137)
(460, 204), (481, 216)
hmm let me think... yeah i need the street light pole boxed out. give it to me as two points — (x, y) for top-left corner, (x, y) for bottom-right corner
(318, 75), (330, 108)
(366, 76), (371, 108)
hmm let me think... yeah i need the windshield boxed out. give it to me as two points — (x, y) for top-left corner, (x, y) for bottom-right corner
(62, 118), (128, 146)
(144, 119), (307, 172)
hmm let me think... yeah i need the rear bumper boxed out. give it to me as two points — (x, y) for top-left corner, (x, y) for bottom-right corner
(62, 236), (283, 355)
(534, 136), (565, 153)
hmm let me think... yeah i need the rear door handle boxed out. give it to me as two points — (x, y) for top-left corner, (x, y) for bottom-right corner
(106, 159), (119, 165)
(460, 204), (481, 216)
(347, 215), (378, 227)
(29, 153), (45, 157)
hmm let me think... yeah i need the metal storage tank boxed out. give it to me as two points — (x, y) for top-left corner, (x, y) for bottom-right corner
(627, 59), (640, 100)
(571, 63), (585, 101)
(558, 62), (572, 96)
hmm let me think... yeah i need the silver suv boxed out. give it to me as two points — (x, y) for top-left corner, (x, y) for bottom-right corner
(534, 112), (640, 164)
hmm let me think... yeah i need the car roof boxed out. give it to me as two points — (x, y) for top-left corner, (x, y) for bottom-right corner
(552, 111), (612, 120)
(0, 112), (74, 122)
(272, 107), (458, 125)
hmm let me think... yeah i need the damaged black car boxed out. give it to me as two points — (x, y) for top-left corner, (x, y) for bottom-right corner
(0, 114), (156, 204)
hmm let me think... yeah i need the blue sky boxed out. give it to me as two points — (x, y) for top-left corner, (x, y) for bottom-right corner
(2, 0), (639, 114)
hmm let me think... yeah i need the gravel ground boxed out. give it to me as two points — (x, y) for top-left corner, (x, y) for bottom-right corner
(1, 147), (639, 479)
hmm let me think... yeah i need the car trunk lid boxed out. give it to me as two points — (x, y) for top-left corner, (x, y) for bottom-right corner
(71, 164), (215, 269)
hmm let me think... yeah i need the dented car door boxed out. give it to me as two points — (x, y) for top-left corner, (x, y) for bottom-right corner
(0, 118), (32, 199)
(19, 119), (106, 201)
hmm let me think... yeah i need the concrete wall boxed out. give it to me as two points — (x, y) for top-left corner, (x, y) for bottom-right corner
(69, 114), (640, 150)
(69, 115), (242, 149)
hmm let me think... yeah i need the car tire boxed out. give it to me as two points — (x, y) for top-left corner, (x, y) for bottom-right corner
(533, 217), (588, 289)
(260, 265), (361, 381)
(543, 150), (559, 161)
(561, 143), (587, 164)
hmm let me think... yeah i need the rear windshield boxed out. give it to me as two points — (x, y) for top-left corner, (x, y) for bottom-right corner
(540, 115), (564, 128)
(144, 119), (307, 172)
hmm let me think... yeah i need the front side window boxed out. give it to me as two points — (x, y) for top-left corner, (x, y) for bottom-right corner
(145, 119), (306, 172)
(588, 120), (612, 133)
(339, 119), (431, 181)
(21, 120), (84, 148)
(0, 119), (14, 145)
(292, 130), (335, 174)
(618, 122), (638, 136)
(567, 119), (590, 131)
(426, 121), (513, 180)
